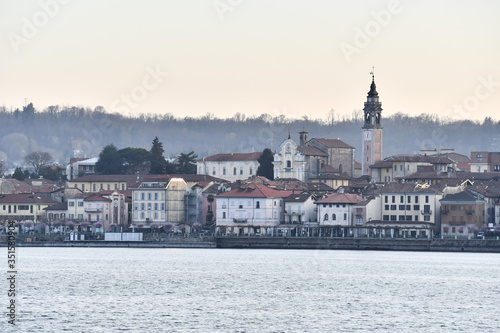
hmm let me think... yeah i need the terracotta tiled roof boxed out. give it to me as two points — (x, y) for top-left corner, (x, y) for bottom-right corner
(0, 193), (59, 204)
(84, 194), (112, 202)
(315, 193), (363, 204)
(198, 152), (262, 162)
(296, 146), (328, 156)
(284, 192), (313, 203)
(310, 138), (354, 149)
(217, 183), (293, 199)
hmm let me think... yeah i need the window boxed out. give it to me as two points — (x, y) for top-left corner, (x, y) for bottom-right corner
(324, 214), (329, 221)
(424, 216), (430, 221)
(343, 213), (347, 220)
(222, 212), (226, 219)
(69, 214), (74, 219)
(390, 215), (397, 221)
(391, 205), (396, 210)
(394, 165), (397, 171)
(141, 203), (145, 210)
(148, 203), (151, 210)
(213, 167), (216, 176)
(154, 193), (158, 200)
(415, 196), (419, 203)
(399, 205), (405, 210)
(223, 167), (226, 175)
(414, 205), (420, 210)
(100, 184), (103, 190)
(406, 216), (412, 221)
(77, 214), (83, 220)
(323, 204), (327, 208)
(114, 184), (118, 190)
(286, 160), (291, 168)
(78, 201), (83, 207)
(240, 167), (243, 175)
(383, 215), (389, 221)
(134, 203), (138, 211)
(93, 184), (96, 192)
(406, 205), (411, 210)
(82, 184), (85, 192)
(154, 212), (158, 219)
(256, 201), (260, 209)
(69, 201), (75, 207)
(332, 214), (336, 220)
(384, 196), (388, 203)
(148, 193), (152, 200)
(407, 196), (411, 203)
(424, 205), (431, 213)
(121, 184), (125, 192)
(415, 215), (418, 221)
(400, 196), (404, 203)
(476, 154), (482, 161)
(250, 167), (253, 175)
(233, 167), (237, 175)
(18, 205), (29, 211)
(400, 165), (403, 171)
(154, 203), (158, 210)
(425, 196), (429, 203)
(141, 193), (145, 200)
(161, 203), (165, 210)
(392, 196), (395, 203)
(385, 205), (390, 210)
(399, 215), (405, 220)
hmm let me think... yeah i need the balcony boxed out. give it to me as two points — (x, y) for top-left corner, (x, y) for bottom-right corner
(421, 210), (432, 215)
(84, 208), (102, 213)
(233, 218), (248, 223)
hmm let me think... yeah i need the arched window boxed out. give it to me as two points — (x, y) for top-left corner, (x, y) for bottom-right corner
(332, 213), (336, 220)
(286, 160), (291, 168)
(324, 213), (328, 221)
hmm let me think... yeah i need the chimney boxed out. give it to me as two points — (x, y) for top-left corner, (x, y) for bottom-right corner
(299, 131), (308, 146)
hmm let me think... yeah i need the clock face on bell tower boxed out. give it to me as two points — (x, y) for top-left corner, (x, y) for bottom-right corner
(364, 130), (372, 140)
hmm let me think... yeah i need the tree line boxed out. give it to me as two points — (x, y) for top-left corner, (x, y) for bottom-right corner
(0, 103), (498, 169)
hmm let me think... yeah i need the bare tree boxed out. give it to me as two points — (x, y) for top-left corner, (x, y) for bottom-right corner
(0, 160), (6, 177)
(24, 151), (54, 176)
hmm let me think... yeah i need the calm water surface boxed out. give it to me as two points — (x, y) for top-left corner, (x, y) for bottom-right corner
(2, 247), (500, 332)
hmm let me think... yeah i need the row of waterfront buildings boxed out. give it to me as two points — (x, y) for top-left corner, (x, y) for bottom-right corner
(1, 75), (499, 238)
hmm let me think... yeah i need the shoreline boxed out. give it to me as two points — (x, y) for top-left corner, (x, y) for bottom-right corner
(2, 237), (500, 252)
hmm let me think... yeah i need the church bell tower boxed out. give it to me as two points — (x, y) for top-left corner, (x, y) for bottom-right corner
(362, 70), (383, 176)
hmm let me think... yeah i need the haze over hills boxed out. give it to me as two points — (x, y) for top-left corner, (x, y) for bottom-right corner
(1, 104), (498, 167)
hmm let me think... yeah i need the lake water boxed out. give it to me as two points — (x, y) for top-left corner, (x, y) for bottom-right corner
(2, 247), (500, 332)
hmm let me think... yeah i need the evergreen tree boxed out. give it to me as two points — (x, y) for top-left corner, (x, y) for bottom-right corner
(95, 144), (123, 174)
(176, 151), (198, 174)
(149, 137), (166, 174)
(12, 167), (24, 181)
(257, 148), (274, 180)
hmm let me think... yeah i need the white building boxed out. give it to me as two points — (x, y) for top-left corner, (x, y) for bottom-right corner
(131, 178), (188, 227)
(315, 192), (363, 227)
(197, 152), (261, 182)
(215, 183), (292, 235)
(66, 157), (98, 180)
(283, 192), (317, 224)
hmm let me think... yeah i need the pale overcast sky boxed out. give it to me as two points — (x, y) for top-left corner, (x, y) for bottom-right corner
(1, 0), (499, 121)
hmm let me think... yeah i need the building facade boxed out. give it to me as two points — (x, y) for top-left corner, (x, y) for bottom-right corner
(362, 74), (383, 176)
(197, 152), (261, 182)
(440, 190), (485, 236)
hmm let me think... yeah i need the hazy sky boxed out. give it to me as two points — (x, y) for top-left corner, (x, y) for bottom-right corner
(1, 0), (499, 121)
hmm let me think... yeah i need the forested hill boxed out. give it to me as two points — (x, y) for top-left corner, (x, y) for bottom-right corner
(1, 104), (498, 166)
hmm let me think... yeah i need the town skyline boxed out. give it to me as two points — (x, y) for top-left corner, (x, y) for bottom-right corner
(1, 0), (499, 121)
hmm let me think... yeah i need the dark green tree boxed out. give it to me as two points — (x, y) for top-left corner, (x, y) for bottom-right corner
(118, 147), (151, 174)
(257, 148), (274, 180)
(165, 160), (177, 174)
(176, 151), (198, 174)
(39, 166), (64, 181)
(12, 167), (24, 181)
(149, 137), (166, 174)
(95, 144), (123, 174)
